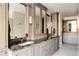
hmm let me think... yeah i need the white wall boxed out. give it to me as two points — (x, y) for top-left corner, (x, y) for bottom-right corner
(0, 4), (6, 50)
(77, 16), (79, 55)
(47, 15), (52, 33)
(58, 13), (63, 47)
(0, 4), (6, 55)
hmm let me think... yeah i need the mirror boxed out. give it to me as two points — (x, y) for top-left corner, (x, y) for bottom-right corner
(51, 13), (59, 37)
(52, 28), (56, 35)
(9, 3), (26, 39)
(28, 6), (32, 38)
(42, 10), (46, 33)
(35, 6), (40, 35)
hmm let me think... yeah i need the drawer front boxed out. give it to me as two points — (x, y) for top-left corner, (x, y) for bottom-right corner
(13, 46), (33, 56)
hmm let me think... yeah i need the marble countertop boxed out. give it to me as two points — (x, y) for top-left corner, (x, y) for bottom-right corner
(10, 36), (58, 51)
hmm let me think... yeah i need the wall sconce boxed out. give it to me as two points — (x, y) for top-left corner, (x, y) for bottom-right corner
(29, 16), (32, 24)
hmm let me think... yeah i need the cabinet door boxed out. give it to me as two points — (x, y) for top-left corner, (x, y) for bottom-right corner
(0, 49), (6, 56)
(33, 43), (41, 56)
(13, 46), (33, 56)
(40, 41), (47, 56)
(0, 4), (6, 56)
(44, 40), (50, 56)
(54, 38), (59, 52)
(49, 39), (54, 55)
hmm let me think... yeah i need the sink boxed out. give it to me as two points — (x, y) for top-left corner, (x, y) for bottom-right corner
(18, 41), (34, 46)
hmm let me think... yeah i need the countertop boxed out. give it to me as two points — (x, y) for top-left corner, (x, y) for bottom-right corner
(10, 36), (58, 52)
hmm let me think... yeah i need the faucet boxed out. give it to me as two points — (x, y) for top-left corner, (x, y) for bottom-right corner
(20, 34), (29, 43)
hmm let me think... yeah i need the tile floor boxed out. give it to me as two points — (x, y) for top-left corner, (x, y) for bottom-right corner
(53, 43), (78, 56)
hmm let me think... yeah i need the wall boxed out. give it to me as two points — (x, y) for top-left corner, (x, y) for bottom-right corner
(77, 16), (79, 55)
(51, 13), (58, 36)
(35, 16), (40, 35)
(58, 13), (63, 47)
(0, 4), (6, 55)
(47, 15), (52, 33)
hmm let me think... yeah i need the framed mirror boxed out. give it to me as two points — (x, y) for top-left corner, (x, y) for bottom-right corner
(8, 3), (27, 47)
(35, 6), (41, 35)
(42, 10), (46, 34)
(51, 13), (59, 37)
(9, 3), (26, 39)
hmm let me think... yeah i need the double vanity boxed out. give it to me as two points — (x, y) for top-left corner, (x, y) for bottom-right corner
(10, 37), (59, 56)
(8, 3), (59, 56)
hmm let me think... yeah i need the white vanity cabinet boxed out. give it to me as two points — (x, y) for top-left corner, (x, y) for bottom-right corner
(46, 39), (55, 55)
(33, 43), (41, 56)
(40, 41), (47, 56)
(44, 40), (50, 56)
(12, 38), (59, 56)
(0, 50), (6, 56)
(44, 38), (59, 56)
(33, 39), (55, 56)
(33, 41), (47, 56)
(54, 37), (59, 52)
(12, 46), (33, 56)
(48, 40), (54, 55)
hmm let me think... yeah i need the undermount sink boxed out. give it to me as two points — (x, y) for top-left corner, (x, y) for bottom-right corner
(18, 41), (34, 46)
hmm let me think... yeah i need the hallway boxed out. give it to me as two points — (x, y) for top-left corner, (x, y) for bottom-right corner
(53, 43), (78, 56)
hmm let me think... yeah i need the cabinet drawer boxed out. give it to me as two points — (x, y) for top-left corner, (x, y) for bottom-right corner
(13, 46), (33, 56)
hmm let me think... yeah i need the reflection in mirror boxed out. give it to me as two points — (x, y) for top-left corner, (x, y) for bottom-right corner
(28, 6), (32, 38)
(69, 23), (71, 31)
(64, 20), (77, 32)
(53, 28), (56, 35)
(42, 10), (45, 33)
(9, 3), (27, 47)
(35, 6), (40, 35)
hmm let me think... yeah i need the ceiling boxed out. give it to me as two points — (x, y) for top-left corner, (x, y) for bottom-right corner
(42, 3), (79, 17)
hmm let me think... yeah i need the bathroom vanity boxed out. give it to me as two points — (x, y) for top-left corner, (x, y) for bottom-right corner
(10, 37), (59, 56)
(8, 3), (59, 56)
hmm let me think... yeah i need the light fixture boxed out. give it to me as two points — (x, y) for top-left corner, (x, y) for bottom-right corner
(29, 16), (32, 24)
